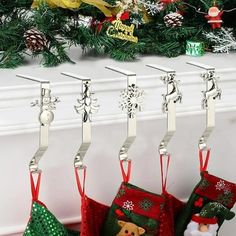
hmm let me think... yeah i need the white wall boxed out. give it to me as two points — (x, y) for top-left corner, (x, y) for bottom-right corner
(0, 53), (236, 235)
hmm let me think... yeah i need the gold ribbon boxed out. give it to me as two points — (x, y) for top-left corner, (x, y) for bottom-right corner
(32, 0), (114, 17)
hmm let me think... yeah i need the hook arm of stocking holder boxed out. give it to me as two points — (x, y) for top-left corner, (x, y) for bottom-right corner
(105, 66), (143, 162)
(146, 64), (182, 156)
(187, 61), (221, 150)
(61, 72), (99, 169)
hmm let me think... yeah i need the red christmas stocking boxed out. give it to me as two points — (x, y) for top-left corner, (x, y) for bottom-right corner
(101, 160), (165, 236)
(75, 167), (110, 236)
(158, 154), (185, 236)
(101, 158), (185, 236)
(175, 149), (236, 236)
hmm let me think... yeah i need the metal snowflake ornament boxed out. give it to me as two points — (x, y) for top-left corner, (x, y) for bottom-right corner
(120, 84), (144, 118)
(75, 81), (99, 122)
(77, 15), (93, 28)
(139, 0), (164, 16)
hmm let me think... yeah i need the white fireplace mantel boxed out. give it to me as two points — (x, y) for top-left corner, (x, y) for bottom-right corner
(0, 52), (236, 235)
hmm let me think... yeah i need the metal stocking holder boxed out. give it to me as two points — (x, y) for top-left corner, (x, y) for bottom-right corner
(61, 72), (99, 169)
(187, 62), (222, 150)
(16, 74), (59, 173)
(146, 64), (182, 156)
(105, 66), (144, 162)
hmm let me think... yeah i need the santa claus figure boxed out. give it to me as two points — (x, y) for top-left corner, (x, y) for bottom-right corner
(184, 215), (218, 236)
(205, 6), (224, 29)
(184, 202), (235, 236)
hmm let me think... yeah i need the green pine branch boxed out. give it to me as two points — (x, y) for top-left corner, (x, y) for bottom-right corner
(0, 10), (29, 51)
(0, 50), (25, 68)
(29, 4), (72, 66)
(39, 42), (74, 67)
(0, 0), (236, 68)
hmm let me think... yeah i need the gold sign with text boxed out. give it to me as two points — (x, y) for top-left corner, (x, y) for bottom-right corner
(106, 20), (138, 43)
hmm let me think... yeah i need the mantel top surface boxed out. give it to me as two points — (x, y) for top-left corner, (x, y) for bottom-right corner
(0, 49), (235, 87)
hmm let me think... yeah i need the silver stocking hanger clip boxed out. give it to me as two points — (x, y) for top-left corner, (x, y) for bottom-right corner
(105, 66), (144, 162)
(61, 72), (99, 169)
(146, 64), (182, 156)
(187, 62), (222, 150)
(17, 74), (59, 173)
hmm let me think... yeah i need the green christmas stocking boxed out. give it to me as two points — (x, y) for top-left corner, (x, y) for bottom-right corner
(175, 150), (236, 236)
(24, 172), (79, 236)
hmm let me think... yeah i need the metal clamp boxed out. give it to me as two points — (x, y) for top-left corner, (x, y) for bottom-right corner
(17, 74), (59, 173)
(146, 64), (182, 156)
(61, 72), (99, 169)
(187, 62), (222, 150)
(105, 66), (144, 161)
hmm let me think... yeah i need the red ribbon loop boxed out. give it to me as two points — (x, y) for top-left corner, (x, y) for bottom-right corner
(75, 167), (87, 197)
(120, 160), (132, 183)
(160, 154), (170, 194)
(30, 172), (41, 202)
(199, 149), (211, 172)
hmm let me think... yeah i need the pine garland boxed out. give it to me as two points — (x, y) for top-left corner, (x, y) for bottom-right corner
(31, 4), (73, 66)
(0, 0), (236, 68)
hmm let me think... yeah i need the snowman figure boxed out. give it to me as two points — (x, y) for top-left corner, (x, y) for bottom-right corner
(184, 202), (235, 236)
(205, 6), (224, 29)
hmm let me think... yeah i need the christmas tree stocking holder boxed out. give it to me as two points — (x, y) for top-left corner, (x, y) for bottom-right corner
(61, 72), (110, 236)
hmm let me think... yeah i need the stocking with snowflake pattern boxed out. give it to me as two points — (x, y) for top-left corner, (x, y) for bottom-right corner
(102, 156), (185, 236)
(101, 160), (166, 236)
(175, 149), (236, 236)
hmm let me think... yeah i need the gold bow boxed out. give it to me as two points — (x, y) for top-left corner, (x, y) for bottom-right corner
(32, 0), (114, 17)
